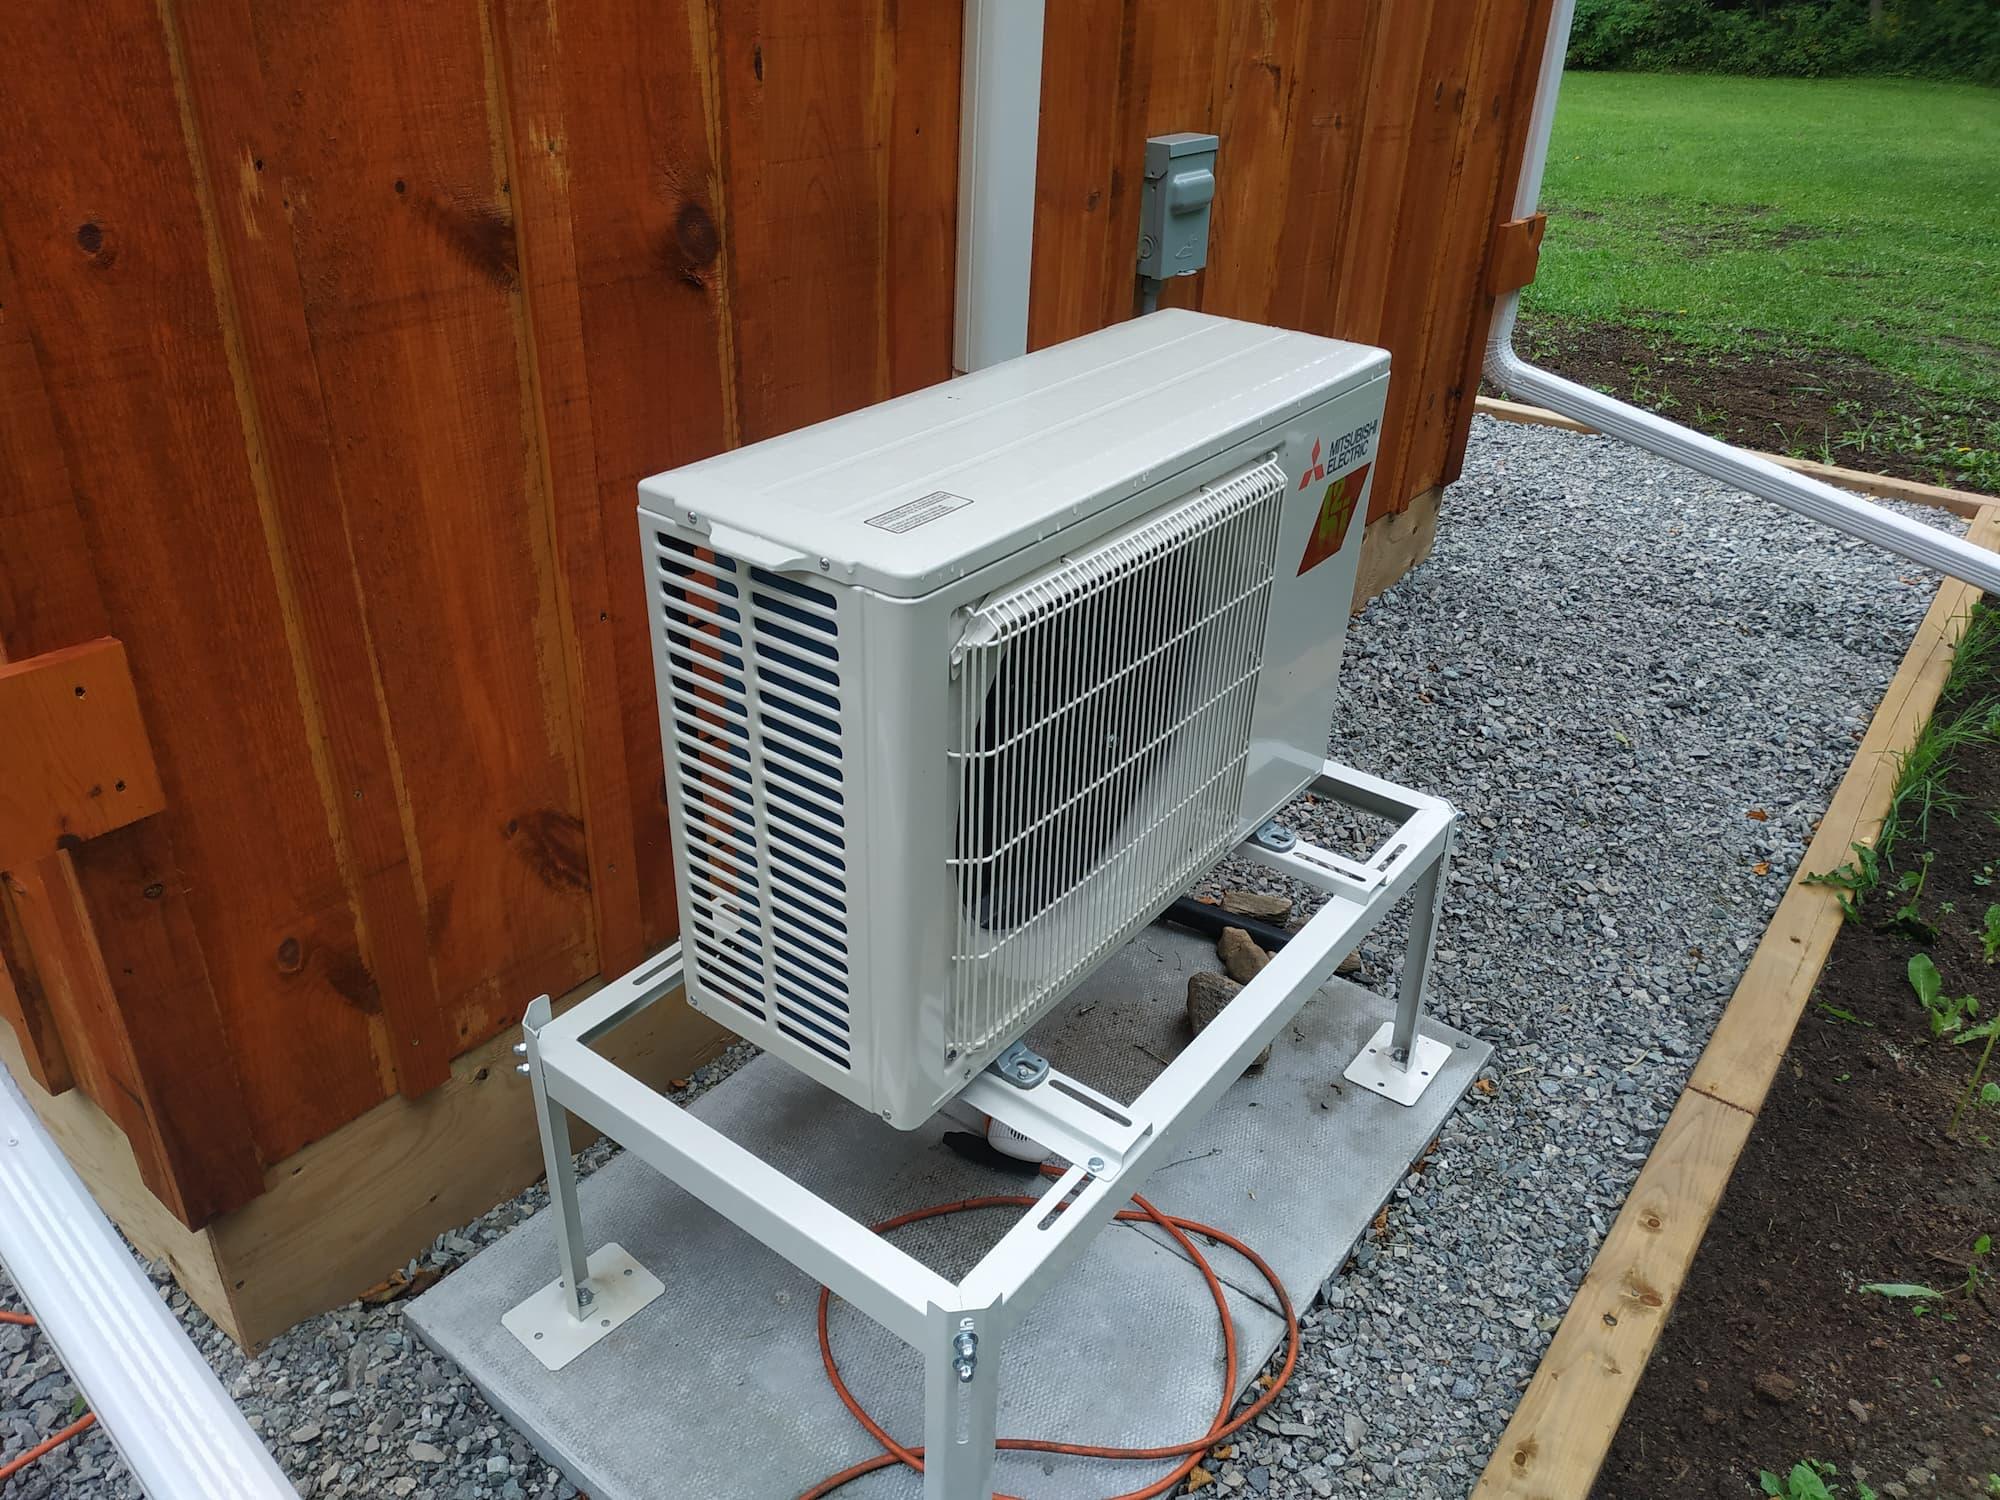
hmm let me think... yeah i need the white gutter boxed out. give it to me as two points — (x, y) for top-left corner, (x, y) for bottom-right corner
(0, 1069), (294, 1500)
(1485, 0), (2000, 594)
(953, 0), (1047, 374)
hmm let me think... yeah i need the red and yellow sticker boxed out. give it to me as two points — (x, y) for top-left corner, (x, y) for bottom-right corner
(1297, 461), (1370, 575)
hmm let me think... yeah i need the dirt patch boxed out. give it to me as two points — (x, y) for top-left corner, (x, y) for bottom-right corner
(1595, 656), (2000, 1496)
(1654, 203), (1824, 256)
(1497, 316), (1999, 493)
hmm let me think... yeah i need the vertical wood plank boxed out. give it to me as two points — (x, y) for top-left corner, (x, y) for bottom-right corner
(8, 836), (265, 1227)
(1265, 0), (1379, 335)
(1198, 0), (1308, 327)
(1441, 0), (1558, 487)
(884, 0), (961, 395)
(160, 0), (456, 1098)
(718, 0), (897, 439)
(487, 0), (650, 978)
(0, 874), (74, 1095)
(1028, 0), (1137, 347)
(539, 0), (740, 945)
(1396, 0), (1539, 499)
(241, 0), (598, 1056)
(1330, 0), (1435, 517)
(0, 231), (106, 659)
(0, 0), (389, 1167)
(1364, 2), (1488, 516)
(62, 825), (267, 1223)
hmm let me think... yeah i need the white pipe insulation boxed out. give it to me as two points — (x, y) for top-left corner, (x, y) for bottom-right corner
(953, 0), (1047, 374)
(1485, 0), (2000, 594)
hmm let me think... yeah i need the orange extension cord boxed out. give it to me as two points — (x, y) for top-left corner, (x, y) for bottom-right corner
(0, 1309), (99, 1484)
(800, 1169), (1300, 1500)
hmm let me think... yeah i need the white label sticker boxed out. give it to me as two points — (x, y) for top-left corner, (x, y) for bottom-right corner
(865, 490), (973, 534)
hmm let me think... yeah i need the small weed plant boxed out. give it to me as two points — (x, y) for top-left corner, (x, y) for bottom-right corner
(1759, 1459), (1876, 1500)
(1909, 953), (1977, 1039)
(1983, 903), (2000, 963)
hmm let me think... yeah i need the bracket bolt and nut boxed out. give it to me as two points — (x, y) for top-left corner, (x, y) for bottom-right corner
(1087, 1156), (1107, 1176)
(952, 1330), (979, 1383)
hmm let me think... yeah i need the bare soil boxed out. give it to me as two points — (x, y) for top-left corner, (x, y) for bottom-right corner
(1500, 316), (1998, 492)
(1595, 672), (2000, 1495)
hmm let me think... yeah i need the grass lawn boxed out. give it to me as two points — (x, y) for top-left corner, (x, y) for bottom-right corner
(1520, 72), (2000, 489)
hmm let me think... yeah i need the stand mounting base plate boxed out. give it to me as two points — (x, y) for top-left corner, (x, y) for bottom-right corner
(1343, 1022), (1456, 1106)
(501, 1243), (663, 1372)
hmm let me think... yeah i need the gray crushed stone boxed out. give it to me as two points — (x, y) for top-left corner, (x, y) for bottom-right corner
(1, 416), (1954, 1498)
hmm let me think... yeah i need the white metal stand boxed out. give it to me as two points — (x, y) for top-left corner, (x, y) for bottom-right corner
(508, 758), (1456, 1499)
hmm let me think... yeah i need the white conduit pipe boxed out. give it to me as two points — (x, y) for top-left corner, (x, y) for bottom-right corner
(1485, 0), (2000, 595)
(954, 0), (1047, 374)
(0, 1069), (294, 1499)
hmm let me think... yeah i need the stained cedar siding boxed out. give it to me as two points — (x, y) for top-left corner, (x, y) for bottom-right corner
(489, 0), (651, 979)
(719, 0), (902, 443)
(539, 0), (739, 950)
(1028, 0), (1137, 349)
(1365, 2), (1486, 517)
(163, 0), (456, 1102)
(1442, 0), (1561, 488)
(241, 0), (598, 1062)
(0, 0), (365, 1184)
(0, 0), (1545, 1232)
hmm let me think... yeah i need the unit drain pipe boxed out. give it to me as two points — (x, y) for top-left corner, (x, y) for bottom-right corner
(1485, 0), (2000, 595)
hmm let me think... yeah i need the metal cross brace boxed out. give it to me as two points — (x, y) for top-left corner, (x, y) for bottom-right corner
(509, 758), (1457, 1499)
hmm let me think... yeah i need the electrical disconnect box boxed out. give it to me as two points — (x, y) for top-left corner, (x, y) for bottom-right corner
(1137, 132), (1219, 281)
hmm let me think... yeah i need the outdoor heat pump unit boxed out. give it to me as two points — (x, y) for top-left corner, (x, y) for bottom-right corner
(640, 310), (1390, 1126)
(512, 311), (1461, 1498)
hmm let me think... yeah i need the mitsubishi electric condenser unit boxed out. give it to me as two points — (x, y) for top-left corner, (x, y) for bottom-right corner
(640, 310), (1389, 1127)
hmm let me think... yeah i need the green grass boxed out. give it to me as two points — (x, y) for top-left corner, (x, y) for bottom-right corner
(1526, 73), (2000, 407)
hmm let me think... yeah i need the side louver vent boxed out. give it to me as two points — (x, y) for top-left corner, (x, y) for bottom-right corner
(945, 455), (1288, 1056)
(655, 536), (853, 1068)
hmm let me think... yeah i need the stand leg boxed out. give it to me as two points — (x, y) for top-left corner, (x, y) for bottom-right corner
(1389, 822), (1453, 1070)
(523, 995), (591, 1322)
(923, 1305), (999, 1500)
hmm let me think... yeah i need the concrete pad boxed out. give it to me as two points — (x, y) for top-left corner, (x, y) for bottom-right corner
(409, 927), (1487, 1499)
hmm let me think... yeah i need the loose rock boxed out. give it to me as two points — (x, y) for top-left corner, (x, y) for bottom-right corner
(1216, 925), (1273, 985)
(1187, 971), (1272, 1069)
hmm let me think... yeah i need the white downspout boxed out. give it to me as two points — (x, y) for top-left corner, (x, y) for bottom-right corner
(0, 1069), (295, 1499)
(1485, 0), (2000, 594)
(954, 0), (1047, 375)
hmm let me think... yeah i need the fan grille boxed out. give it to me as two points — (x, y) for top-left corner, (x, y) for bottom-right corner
(946, 456), (1288, 1057)
(654, 535), (854, 1068)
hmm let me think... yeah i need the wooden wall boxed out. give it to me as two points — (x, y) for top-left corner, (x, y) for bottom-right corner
(0, 0), (1553, 1230)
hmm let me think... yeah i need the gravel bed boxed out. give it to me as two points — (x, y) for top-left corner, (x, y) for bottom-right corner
(1, 415), (1953, 1499)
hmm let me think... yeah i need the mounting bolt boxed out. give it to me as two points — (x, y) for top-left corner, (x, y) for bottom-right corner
(1087, 1156), (1107, 1175)
(952, 1329), (978, 1382)
(817, 557), (831, 572)
(945, 1046), (959, 1063)
(514, 1062), (531, 1076)
(512, 1041), (528, 1057)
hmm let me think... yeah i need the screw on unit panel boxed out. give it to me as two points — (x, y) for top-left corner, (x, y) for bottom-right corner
(1087, 1156), (1106, 1176)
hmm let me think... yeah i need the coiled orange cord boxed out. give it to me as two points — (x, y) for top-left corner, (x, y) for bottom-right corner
(0, 1310), (99, 1483)
(801, 1169), (1299, 1500)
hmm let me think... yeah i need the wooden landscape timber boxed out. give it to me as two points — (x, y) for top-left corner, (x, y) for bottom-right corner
(0, 0), (1560, 1339)
(1473, 510), (2000, 1499)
